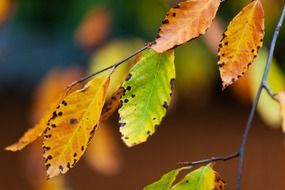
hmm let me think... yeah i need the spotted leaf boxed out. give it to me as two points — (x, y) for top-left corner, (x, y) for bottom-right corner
(172, 165), (224, 190)
(144, 164), (224, 190)
(43, 74), (110, 178)
(217, 0), (264, 89)
(118, 49), (175, 147)
(150, 0), (220, 53)
(5, 92), (67, 152)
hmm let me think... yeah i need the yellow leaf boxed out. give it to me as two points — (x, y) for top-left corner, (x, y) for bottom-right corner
(85, 123), (122, 176)
(5, 67), (83, 152)
(277, 92), (285, 133)
(43, 74), (110, 178)
(217, 0), (264, 89)
(150, 0), (220, 53)
(5, 92), (67, 152)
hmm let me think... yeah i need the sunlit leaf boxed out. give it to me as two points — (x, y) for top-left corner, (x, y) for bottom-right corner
(85, 122), (122, 175)
(217, 0), (264, 89)
(43, 74), (110, 178)
(150, 0), (220, 53)
(249, 49), (285, 128)
(277, 92), (285, 133)
(172, 165), (224, 190)
(118, 49), (175, 147)
(144, 168), (183, 190)
(145, 165), (224, 190)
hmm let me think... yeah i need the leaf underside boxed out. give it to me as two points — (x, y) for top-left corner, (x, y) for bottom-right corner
(118, 49), (175, 147)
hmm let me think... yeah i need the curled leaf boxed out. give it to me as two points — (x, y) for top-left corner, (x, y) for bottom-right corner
(43, 74), (110, 178)
(118, 49), (175, 147)
(150, 0), (220, 53)
(217, 0), (264, 89)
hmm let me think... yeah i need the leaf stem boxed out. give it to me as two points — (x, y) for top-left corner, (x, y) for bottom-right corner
(66, 46), (148, 90)
(236, 4), (285, 190)
(177, 152), (240, 167)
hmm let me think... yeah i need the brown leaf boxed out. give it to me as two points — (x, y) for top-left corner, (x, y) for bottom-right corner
(217, 0), (264, 89)
(150, 0), (220, 53)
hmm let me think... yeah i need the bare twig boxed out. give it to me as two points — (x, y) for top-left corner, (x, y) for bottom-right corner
(236, 5), (285, 190)
(177, 152), (240, 167)
(66, 46), (148, 90)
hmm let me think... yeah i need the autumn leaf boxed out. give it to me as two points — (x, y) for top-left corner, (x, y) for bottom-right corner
(277, 92), (285, 133)
(85, 122), (122, 176)
(118, 49), (175, 147)
(150, 0), (220, 53)
(217, 0), (264, 89)
(43, 74), (110, 178)
(144, 165), (225, 190)
(5, 92), (67, 152)
(172, 165), (224, 190)
(5, 68), (83, 152)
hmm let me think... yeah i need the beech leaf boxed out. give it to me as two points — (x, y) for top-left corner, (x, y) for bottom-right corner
(150, 0), (220, 53)
(217, 0), (264, 89)
(144, 165), (225, 190)
(42, 74), (110, 178)
(118, 49), (175, 147)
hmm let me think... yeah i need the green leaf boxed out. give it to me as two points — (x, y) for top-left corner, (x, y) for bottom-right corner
(171, 165), (218, 190)
(118, 49), (175, 147)
(144, 168), (182, 190)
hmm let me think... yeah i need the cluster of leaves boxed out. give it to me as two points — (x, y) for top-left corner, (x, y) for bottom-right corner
(7, 0), (278, 189)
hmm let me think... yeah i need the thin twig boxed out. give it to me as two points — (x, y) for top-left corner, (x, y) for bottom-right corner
(262, 83), (278, 101)
(236, 5), (285, 190)
(177, 152), (240, 167)
(66, 46), (148, 90)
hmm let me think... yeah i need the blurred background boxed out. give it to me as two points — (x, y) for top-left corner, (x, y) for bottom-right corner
(1, 0), (285, 189)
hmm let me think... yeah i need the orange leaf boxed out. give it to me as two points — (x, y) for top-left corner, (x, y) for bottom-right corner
(5, 68), (83, 152)
(43, 74), (110, 178)
(5, 92), (67, 152)
(150, 0), (220, 53)
(217, 0), (264, 89)
(100, 87), (124, 124)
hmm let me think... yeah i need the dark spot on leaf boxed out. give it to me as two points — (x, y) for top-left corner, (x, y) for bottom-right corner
(162, 19), (169, 24)
(119, 122), (126, 127)
(147, 131), (151, 135)
(224, 41), (228, 45)
(62, 100), (68, 106)
(58, 112), (63, 116)
(131, 94), (135, 98)
(153, 117), (156, 120)
(56, 105), (60, 109)
(51, 124), (56, 128)
(67, 162), (71, 169)
(126, 74), (132, 81)
(218, 62), (225, 68)
(46, 164), (51, 170)
(124, 137), (129, 140)
(59, 165), (64, 172)
(69, 118), (78, 125)
(126, 86), (131, 91)
(163, 101), (168, 109)
(73, 153), (77, 157)
(251, 49), (255, 53)
(43, 146), (51, 153)
(118, 100), (123, 109)
(172, 12), (176, 17)
(124, 99), (129, 103)
(81, 146), (85, 151)
(219, 44), (222, 48)
(174, 5), (180, 8)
